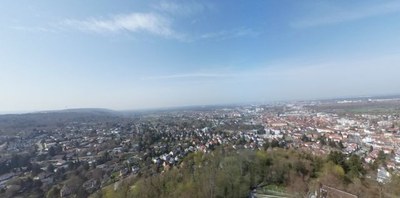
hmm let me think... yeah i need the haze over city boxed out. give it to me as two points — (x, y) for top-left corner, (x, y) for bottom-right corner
(1, 0), (400, 112)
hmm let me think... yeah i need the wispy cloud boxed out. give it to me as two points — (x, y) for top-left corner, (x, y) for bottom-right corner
(59, 1), (213, 40)
(10, 1), (251, 42)
(142, 66), (286, 81)
(142, 72), (239, 80)
(61, 12), (184, 40)
(292, 1), (400, 28)
(200, 28), (260, 40)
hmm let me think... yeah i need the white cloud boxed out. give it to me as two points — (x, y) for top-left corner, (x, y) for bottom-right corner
(292, 1), (400, 28)
(62, 12), (184, 39)
(11, 2), (251, 42)
(59, 1), (213, 40)
(201, 28), (260, 40)
(142, 72), (239, 80)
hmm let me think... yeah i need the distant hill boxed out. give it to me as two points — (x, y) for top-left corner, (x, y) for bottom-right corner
(0, 108), (122, 135)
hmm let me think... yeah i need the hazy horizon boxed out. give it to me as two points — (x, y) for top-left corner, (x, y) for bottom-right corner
(2, 92), (400, 115)
(2, 0), (400, 112)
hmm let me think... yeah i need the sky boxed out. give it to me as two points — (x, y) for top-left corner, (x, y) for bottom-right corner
(1, 0), (400, 112)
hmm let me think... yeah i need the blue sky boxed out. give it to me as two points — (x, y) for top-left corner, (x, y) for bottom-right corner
(1, 0), (400, 112)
